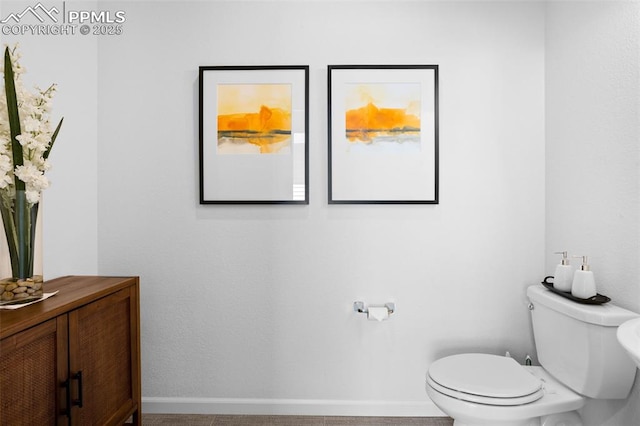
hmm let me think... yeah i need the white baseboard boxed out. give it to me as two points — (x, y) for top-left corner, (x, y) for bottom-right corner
(142, 397), (446, 417)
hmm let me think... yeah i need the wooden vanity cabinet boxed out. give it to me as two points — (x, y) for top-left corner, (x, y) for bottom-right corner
(0, 276), (141, 425)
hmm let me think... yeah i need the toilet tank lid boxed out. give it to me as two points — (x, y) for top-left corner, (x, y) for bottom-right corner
(527, 285), (639, 326)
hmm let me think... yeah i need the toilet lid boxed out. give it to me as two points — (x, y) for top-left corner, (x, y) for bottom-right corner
(428, 354), (543, 402)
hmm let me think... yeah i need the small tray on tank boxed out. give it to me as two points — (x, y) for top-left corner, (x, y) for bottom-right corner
(541, 276), (610, 305)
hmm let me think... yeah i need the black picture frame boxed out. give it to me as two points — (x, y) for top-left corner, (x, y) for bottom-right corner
(199, 65), (309, 204)
(328, 65), (439, 204)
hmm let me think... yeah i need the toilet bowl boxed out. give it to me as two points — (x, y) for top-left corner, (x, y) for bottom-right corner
(425, 285), (639, 426)
(425, 353), (584, 426)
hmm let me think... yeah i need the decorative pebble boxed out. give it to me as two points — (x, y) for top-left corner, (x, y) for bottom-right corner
(0, 277), (44, 301)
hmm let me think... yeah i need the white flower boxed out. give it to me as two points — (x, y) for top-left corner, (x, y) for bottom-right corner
(0, 138), (10, 155)
(25, 189), (39, 204)
(15, 133), (32, 147)
(1, 44), (60, 208)
(0, 175), (12, 190)
(0, 154), (12, 190)
(14, 161), (49, 205)
(0, 154), (12, 173)
(15, 161), (41, 183)
(33, 175), (49, 192)
(23, 116), (42, 133)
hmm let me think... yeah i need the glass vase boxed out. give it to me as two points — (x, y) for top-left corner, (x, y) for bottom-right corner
(0, 199), (43, 304)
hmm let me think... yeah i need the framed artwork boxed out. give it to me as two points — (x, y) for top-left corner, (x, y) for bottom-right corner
(328, 65), (439, 204)
(199, 66), (309, 204)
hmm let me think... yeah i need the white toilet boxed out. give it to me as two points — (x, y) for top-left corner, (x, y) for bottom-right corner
(425, 284), (639, 426)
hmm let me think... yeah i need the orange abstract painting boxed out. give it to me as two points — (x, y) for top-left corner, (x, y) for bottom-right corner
(344, 83), (421, 150)
(217, 84), (292, 154)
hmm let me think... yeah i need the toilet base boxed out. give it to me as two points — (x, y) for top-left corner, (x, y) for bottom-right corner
(540, 411), (583, 426)
(453, 420), (537, 426)
(450, 410), (583, 426)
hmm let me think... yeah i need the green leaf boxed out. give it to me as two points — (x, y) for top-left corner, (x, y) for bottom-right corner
(27, 203), (38, 276)
(4, 47), (24, 190)
(14, 190), (30, 279)
(0, 203), (19, 277)
(43, 117), (63, 160)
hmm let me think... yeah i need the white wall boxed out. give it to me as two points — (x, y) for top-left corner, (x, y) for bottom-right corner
(12, 0), (639, 422)
(0, 1), (99, 279)
(545, 2), (640, 425)
(96, 0), (545, 415)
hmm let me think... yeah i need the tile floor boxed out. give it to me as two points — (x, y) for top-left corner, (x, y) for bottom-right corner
(141, 415), (453, 426)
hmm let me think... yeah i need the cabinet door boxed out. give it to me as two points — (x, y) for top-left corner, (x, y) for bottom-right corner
(0, 317), (69, 426)
(68, 287), (139, 425)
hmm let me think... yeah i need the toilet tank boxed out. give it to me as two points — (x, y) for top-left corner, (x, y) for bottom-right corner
(527, 285), (639, 399)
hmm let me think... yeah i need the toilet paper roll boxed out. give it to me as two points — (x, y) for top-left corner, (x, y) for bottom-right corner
(367, 306), (389, 322)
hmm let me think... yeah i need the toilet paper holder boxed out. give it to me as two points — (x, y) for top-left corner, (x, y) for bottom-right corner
(353, 301), (395, 316)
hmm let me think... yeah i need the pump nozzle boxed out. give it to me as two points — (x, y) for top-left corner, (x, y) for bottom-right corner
(572, 255), (590, 271)
(554, 251), (570, 265)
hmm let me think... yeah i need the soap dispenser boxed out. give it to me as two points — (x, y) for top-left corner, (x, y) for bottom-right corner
(571, 256), (597, 299)
(553, 251), (573, 292)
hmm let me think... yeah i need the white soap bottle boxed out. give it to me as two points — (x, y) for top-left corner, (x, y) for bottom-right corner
(553, 251), (573, 292)
(571, 256), (597, 299)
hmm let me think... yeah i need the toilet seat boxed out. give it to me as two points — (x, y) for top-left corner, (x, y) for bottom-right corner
(427, 353), (544, 406)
